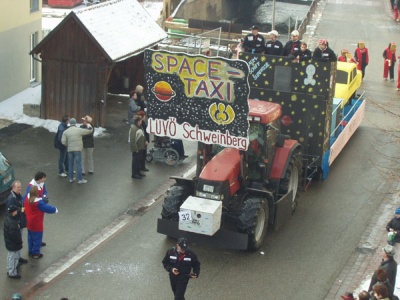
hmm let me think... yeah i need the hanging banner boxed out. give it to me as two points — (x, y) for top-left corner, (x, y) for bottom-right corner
(144, 49), (250, 150)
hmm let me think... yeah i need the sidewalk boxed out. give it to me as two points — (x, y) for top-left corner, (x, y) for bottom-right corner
(328, 184), (400, 298)
(303, 0), (400, 298)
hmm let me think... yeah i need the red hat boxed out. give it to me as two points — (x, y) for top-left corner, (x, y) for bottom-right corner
(341, 292), (355, 300)
(318, 38), (328, 45)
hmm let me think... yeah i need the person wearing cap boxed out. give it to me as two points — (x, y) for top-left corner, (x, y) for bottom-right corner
(5, 180), (28, 265)
(129, 115), (146, 179)
(3, 205), (23, 279)
(312, 39), (337, 62)
(382, 42), (396, 81)
(368, 245), (397, 291)
(340, 292), (355, 300)
(265, 30), (283, 56)
(282, 29), (301, 56)
(80, 115), (95, 176)
(62, 117), (94, 184)
(354, 41), (369, 79)
(288, 42), (312, 63)
(54, 115), (70, 177)
(386, 207), (400, 245)
(242, 25), (265, 54)
(162, 237), (201, 300)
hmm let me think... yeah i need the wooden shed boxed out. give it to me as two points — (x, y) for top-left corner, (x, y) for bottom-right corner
(31, 0), (167, 127)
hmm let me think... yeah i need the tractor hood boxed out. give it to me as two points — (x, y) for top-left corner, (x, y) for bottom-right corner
(199, 148), (241, 195)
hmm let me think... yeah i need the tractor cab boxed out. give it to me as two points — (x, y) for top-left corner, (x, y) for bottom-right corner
(196, 100), (283, 204)
(246, 100), (282, 182)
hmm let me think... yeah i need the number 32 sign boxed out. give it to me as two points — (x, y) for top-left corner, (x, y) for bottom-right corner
(179, 210), (192, 222)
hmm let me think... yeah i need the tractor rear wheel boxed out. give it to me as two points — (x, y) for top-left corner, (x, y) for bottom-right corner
(238, 197), (269, 251)
(279, 150), (301, 212)
(161, 185), (191, 221)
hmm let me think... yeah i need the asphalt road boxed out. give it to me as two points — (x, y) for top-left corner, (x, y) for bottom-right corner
(2, 0), (400, 299)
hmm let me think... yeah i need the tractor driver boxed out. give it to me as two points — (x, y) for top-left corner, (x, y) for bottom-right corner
(248, 123), (265, 180)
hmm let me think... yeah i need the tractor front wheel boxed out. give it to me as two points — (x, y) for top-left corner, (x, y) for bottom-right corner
(238, 197), (269, 251)
(161, 185), (191, 221)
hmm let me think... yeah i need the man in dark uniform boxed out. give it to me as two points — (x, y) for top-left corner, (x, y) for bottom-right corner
(162, 238), (201, 300)
(282, 30), (301, 56)
(265, 30), (283, 56)
(242, 25), (265, 54)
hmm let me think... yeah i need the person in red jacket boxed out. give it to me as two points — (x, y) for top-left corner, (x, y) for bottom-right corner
(338, 49), (356, 64)
(383, 42), (396, 81)
(354, 41), (369, 79)
(24, 185), (58, 259)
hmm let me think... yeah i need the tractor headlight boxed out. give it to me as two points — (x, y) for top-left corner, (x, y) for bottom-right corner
(195, 191), (222, 201)
(203, 184), (214, 192)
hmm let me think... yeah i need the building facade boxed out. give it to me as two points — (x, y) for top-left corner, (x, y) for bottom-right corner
(0, 0), (42, 102)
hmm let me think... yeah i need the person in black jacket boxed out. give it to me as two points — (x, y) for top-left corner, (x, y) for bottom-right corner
(137, 111), (149, 172)
(265, 30), (283, 56)
(5, 181), (28, 265)
(54, 115), (70, 177)
(289, 42), (312, 63)
(80, 115), (95, 175)
(242, 25), (265, 54)
(162, 238), (201, 300)
(134, 85), (147, 112)
(4, 205), (23, 279)
(283, 30), (301, 56)
(368, 245), (397, 292)
(312, 39), (337, 62)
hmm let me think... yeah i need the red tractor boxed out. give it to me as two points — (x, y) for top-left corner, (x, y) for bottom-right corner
(157, 99), (302, 250)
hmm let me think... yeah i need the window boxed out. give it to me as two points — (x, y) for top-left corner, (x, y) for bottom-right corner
(335, 70), (348, 85)
(273, 66), (292, 92)
(30, 0), (39, 12)
(30, 32), (38, 83)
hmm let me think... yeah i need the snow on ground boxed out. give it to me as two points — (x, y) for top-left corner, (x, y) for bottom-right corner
(0, 84), (107, 136)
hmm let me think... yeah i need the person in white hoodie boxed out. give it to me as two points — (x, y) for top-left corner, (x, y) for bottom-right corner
(61, 118), (93, 184)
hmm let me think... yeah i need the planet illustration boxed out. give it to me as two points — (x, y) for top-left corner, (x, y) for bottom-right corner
(151, 81), (176, 102)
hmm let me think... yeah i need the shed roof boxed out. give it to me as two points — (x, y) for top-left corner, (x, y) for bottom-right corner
(75, 0), (167, 61)
(35, 0), (167, 62)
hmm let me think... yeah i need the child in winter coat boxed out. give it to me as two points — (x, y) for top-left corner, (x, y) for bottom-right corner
(24, 185), (58, 259)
